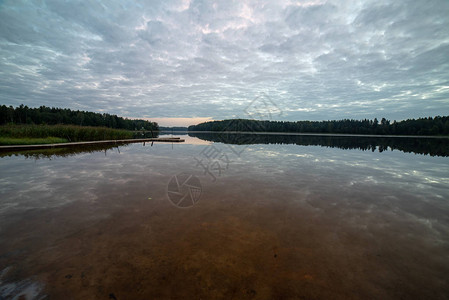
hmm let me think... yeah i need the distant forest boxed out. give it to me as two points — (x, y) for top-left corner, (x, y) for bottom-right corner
(0, 104), (159, 131)
(188, 117), (449, 136)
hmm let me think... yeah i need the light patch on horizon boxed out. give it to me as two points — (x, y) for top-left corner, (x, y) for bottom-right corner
(0, 0), (448, 122)
(140, 117), (214, 127)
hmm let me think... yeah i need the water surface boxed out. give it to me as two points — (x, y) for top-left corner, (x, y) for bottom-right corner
(1, 134), (448, 299)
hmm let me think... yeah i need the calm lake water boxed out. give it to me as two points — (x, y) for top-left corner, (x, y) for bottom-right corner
(1, 133), (449, 299)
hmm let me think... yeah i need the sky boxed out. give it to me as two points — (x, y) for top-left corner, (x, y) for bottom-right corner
(0, 0), (448, 126)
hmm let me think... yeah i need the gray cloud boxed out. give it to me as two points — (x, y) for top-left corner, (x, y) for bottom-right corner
(0, 0), (448, 123)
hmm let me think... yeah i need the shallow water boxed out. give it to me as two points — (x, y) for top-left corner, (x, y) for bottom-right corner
(0, 133), (448, 299)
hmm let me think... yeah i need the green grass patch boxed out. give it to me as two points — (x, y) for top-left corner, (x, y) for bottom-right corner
(0, 124), (134, 145)
(0, 137), (68, 145)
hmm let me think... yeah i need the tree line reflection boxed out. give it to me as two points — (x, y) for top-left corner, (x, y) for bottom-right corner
(189, 132), (449, 157)
(0, 143), (129, 159)
(1, 133), (448, 158)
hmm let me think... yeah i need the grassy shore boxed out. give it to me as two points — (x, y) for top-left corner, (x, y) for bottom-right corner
(0, 137), (68, 145)
(0, 124), (133, 145)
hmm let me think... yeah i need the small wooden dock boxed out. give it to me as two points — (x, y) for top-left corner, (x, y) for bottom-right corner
(0, 137), (184, 151)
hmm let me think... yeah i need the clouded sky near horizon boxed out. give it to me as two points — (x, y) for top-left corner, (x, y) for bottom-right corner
(1, 0), (448, 126)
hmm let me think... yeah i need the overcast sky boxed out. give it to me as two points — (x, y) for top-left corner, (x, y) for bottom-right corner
(1, 0), (448, 126)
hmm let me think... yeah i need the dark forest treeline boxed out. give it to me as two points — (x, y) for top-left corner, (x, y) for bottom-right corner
(0, 104), (158, 131)
(188, 117), (449, 136)
(189, 132), (449, 157)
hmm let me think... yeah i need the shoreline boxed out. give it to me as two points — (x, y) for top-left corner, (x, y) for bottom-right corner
(181, 131), (449, 139)
(0, 137), (184, 151)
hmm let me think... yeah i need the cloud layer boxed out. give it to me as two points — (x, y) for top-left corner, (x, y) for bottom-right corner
(0, 0), (448, 123)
